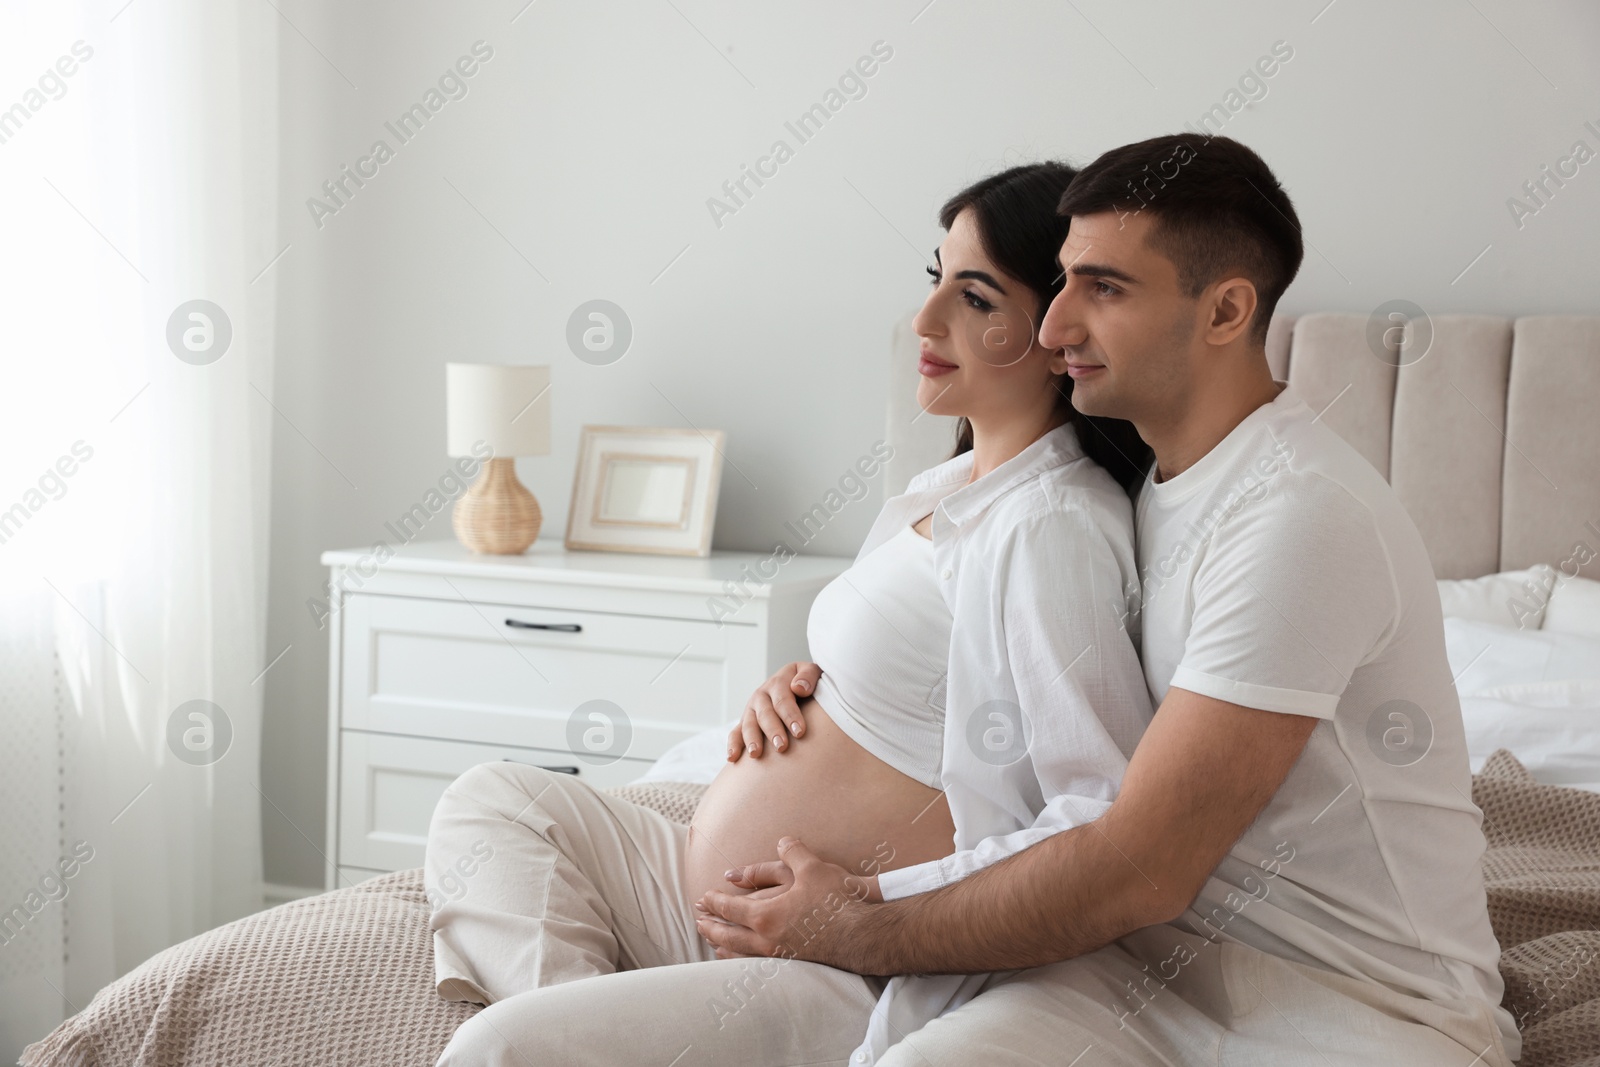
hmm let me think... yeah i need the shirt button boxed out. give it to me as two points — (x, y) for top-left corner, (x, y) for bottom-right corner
(854, 1054), (869, 1064)
(941, 568), (953, 580)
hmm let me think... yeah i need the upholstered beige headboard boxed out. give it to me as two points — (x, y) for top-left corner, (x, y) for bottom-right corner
(885, 313), (1600, 581)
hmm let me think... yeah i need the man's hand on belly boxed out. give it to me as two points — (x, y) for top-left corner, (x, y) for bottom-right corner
(703, 688), (1322, 977)
(694, 836), (883, 969)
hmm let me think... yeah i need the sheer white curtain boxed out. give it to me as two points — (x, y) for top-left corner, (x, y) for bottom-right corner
(0, 0), (278, 1052)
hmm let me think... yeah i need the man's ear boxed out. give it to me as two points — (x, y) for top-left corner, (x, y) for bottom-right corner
(1203, 277), (1259, 347)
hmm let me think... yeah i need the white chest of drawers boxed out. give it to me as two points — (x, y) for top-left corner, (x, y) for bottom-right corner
(320, 539), (851, 889)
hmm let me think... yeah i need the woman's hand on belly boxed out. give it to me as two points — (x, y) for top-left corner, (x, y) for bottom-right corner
(726, 660), (822, 760)
(686, 696), (954, 909)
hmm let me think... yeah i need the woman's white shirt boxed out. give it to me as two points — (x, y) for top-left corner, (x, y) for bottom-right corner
(842, 422), (1153, 1065)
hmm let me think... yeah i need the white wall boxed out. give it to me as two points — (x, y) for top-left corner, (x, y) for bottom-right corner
(264, 0), (1600, 887)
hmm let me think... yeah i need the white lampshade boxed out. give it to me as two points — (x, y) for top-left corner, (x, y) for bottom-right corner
(446, 363), (552, 458)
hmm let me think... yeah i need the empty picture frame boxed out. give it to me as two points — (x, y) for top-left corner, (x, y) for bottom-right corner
(564, 425), (725, 556)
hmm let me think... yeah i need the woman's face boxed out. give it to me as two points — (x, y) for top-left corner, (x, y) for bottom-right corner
(912, 208), (1069, 425)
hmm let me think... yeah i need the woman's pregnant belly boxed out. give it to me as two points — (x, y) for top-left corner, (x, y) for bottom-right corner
(683, 695), (955, 908)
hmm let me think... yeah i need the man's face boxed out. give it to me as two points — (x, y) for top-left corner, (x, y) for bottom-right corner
(1038, 211), (1201, 425)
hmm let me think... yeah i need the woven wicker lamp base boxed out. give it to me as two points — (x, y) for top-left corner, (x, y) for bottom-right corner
(452, 457), (542, 554)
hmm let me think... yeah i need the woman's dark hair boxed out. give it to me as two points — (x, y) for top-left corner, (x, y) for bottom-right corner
(937, 163), (1152, 495)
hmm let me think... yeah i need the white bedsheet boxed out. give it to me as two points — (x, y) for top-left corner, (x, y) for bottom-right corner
(1447, 615), (1600, 793)
(1459, 679), (1600, 793)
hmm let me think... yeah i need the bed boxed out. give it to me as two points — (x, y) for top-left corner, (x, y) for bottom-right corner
(25, 313), (1600, 1066)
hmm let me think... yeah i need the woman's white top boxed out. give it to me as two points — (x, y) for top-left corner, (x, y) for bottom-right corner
(835, 422), (1153, 1066)
(807, 523), (950, 789)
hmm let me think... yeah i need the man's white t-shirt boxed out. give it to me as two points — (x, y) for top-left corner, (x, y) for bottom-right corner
(1136, 381), (1519, 1055)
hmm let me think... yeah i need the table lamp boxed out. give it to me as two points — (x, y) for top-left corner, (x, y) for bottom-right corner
(446, 362), (552, 554)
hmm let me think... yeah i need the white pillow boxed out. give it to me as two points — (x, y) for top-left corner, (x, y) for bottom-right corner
(635, 720), (735, 785)
(1436, 565), (1556, 629)
(1543, 574), (1600, 639)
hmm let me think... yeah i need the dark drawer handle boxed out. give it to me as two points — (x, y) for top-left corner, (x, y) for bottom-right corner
(500, 759), (580, 775)
(505, 618), (582, 633)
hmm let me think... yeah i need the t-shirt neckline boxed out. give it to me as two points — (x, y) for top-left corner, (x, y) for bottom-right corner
(1146, 381), (1299, 504)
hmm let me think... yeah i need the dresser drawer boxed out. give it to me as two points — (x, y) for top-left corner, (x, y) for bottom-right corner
(337, 730), (654, 871)
(340, 592), (763, 762)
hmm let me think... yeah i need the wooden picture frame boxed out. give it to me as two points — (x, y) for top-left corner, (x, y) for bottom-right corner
(564, 425), (724, 556)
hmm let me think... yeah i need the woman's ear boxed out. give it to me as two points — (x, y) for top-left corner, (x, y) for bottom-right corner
(1043, 344), (1071, 377)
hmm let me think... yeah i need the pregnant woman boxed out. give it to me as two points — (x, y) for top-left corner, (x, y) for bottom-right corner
(681, 163), (1154, 907)
(426, 162), (1155, 1066)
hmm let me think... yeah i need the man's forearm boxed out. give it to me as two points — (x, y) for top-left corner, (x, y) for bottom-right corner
(842, 819), (1178, 976)
(696, 691), (1316, 976)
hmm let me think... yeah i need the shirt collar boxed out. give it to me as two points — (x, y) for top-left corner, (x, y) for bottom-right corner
(904, 421), (1086, 528)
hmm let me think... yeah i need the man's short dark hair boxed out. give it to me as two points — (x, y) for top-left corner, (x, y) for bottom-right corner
(1057, 134), (1303, 343)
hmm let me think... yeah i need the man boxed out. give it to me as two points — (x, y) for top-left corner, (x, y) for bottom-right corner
(695, 134), (1519, 1066)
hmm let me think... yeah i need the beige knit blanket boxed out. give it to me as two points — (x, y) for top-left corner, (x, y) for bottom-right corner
(1475, 749), (1600, 1067)
(22, 763), (1600, 1066)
